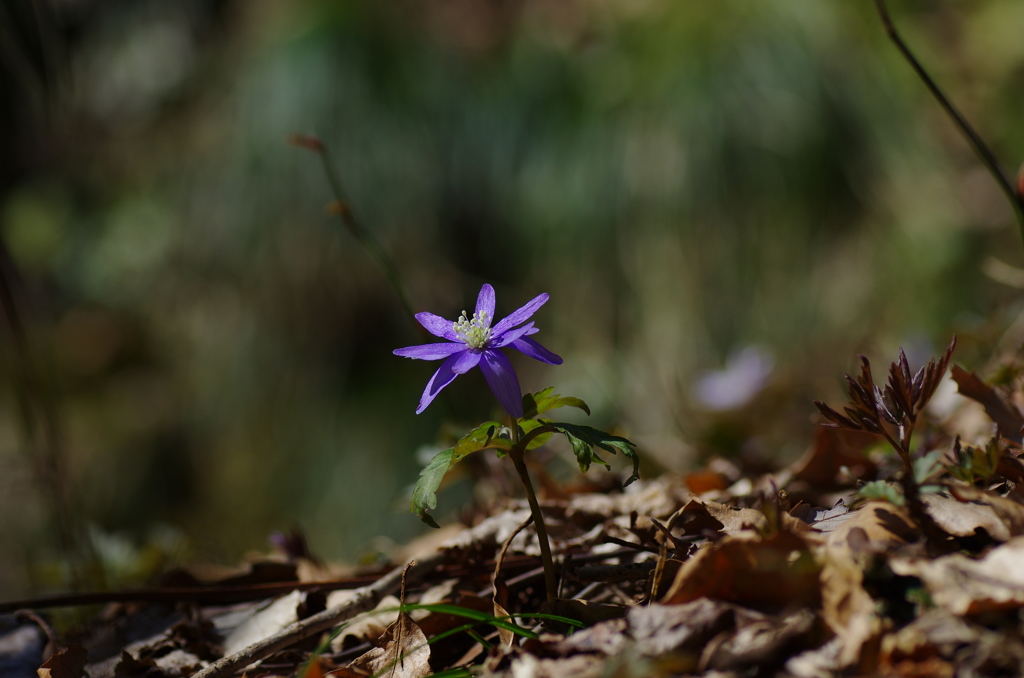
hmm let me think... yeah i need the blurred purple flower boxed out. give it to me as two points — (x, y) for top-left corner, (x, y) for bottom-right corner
(694, 346), (774, 411)
(394, 284), (562, 417)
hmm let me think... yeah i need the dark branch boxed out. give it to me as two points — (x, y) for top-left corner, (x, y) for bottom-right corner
(874, 0), (1024, 241)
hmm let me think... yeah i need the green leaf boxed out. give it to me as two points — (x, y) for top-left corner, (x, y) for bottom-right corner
(411, 448), (455, 528)
(949, 437), (1002, 483)
(913, 449), (944, 485)
(452, 421), (513, 463)
(400, 603), (541, 638)
(522, 388), (591, 420)
(519, 418), (554, 450)
(548, 422), (640, 485)
(856, 480), (904, 506)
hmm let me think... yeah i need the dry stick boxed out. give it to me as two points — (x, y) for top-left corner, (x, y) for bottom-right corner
(191, 553), (443, 678)
(0, 578), (384, 614)
(493, 514), (534, 598)
(492, 515), (534, 650)
(191, 513), (515, 678)
(874, 0), (1024, 240)
(392, 562), (415, 678)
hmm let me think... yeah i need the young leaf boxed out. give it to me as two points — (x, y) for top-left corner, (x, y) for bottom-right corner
(452, 422), (513, 463)
(549, 422), (640, 485)
(947, 436), (1004, 484)
(856, 480), (905, 506)
(913, 449), (944, 485)
(521, 388), (591, 420)
(412, 448), (455, 528)
(559, 425), (612, 474)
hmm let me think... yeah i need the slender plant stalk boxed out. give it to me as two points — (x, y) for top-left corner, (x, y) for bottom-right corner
(874, 0), (1024, 243)
(508, 418), (558, 603)
(0, 253), (96, 591)
(887, 415), (948, 553)
(289, 135), (417, 320)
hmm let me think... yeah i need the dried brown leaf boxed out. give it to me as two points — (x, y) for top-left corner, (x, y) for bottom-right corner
(554, 618), (627, 656)
(684, 498), (768, 535)
(329, 595), (401, 651)
(37, 645), (87, 678)
(997, 453), (1024, 483)
(662, 531), (820, 611)
(684, 470), (729, 495)
(879, 611), (973, 678)
(506, 653), (607, 678)
(950, 365), (1024, 443)
(948, 484), (1024, 537)
(824, 502), (918, 556)
(791, 426), (878, 488)
(703, 608), (817, 672)
(790, 499), (853, 534)
(890, 537), (1024, 615)
(492, 601), (514, 652)
(820, 551), (881, 669)
(346, 612), (431, 678)
(922, 493), (1009, 541)
(221, 589), (304, 656)
(626, 600), (734, 657)
(877, 609), (1024, 677)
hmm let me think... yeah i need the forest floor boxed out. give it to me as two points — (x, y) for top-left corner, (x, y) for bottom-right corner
(10, 340), (1024, 678)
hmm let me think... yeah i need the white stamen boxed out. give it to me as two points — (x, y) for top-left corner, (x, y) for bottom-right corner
(453, 310), (491, 349)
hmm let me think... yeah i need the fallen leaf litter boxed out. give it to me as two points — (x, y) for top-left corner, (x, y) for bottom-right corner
(9, 345), (1024, 676)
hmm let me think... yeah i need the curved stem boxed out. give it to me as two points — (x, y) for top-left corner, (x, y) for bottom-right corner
(292, 137), (417, 320)
(319, 148), (417, 319)
(508, 418), (558, 603)
(874, 0), (1024, 243)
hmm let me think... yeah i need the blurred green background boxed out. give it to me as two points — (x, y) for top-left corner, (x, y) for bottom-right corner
(1, 0), (1023, 598)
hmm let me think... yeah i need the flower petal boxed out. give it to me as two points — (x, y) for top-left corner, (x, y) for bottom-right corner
(394, 342), (466, 361)
(475, 284), (496, 325)
(415, 312), (459, 341)
(452, 350), (482, 374)
(490, 322), (536, 348)
(492, 293), (549, 335)
(479, 350), (524, 418)
(511, 336), (563, 365)
(416, 351), (467, 413)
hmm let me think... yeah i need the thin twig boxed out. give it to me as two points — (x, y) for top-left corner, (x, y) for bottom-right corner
(190, 512), (515, 678)
(601, 536), (661, 555)
(0, 577), (383, 614)
(493, 514), (534, 600)
(874, 0), (1024, 241)
(190, 556), (438, 678)
(288, 134), (417, 320)
(573, 562), (656, 584)
(14, 610), (59, 648)
(0, 246), (95, 591)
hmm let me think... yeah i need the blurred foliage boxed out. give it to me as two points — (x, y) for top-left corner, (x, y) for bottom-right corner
(0, 0), (1022, 597)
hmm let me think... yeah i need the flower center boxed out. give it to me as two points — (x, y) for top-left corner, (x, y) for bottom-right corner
(453, 310), (491, 349)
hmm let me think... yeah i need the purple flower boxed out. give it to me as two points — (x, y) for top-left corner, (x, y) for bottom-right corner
(394, 284), (562, 417)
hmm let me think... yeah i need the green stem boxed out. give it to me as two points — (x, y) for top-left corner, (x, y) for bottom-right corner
(874, 0), (1024, 245)
(508, 417), (558, 603)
